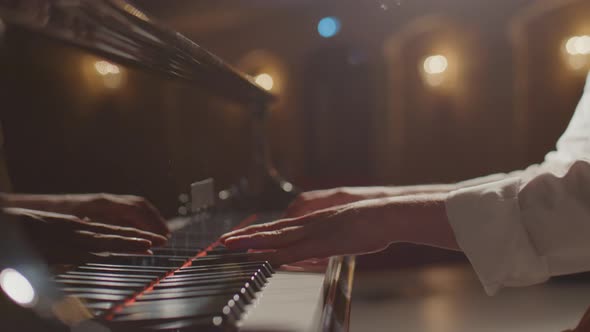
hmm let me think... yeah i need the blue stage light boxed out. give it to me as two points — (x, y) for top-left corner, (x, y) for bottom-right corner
(318, 17), (341, 38)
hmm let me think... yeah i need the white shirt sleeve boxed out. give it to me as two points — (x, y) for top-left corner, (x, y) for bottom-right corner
(445, 72), (590, 295)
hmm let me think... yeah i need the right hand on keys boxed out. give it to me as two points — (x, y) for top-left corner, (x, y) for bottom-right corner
(2, 207), (167, 263)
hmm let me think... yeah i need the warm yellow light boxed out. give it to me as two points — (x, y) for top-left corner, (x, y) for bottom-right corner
(93, 60), (123, 89)
(424, 55), (449, 75)
(254, 73), (274, 91)
(94, 60), (121, 76)
(0, 268), (37, 307)
(565, 35), (590, 55)
(563, 35), (590, 72)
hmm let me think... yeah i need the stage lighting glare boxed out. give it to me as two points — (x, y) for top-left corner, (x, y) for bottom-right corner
(254, 73), (274, 91)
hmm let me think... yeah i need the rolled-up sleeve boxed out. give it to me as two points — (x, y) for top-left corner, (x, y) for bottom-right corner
(447, 160), (590, 295)
(446, 72), (590, 295)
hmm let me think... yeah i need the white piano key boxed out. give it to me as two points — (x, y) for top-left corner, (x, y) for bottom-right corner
(240, 271), (325, 332)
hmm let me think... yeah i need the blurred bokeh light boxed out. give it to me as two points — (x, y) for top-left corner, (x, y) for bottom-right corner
(254, 73), (275, 91)
(317, 16), (341, 38)
(93, 60), (124, 89)
(563, 35), (590, 71)
(0, 268), (37, 308)
(421, 54), (450, 87)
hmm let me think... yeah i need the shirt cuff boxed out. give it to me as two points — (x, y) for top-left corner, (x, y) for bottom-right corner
(445, 177), (550, 295)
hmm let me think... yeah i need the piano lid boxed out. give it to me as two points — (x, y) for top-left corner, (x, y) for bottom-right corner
(0, 0), (275, 104)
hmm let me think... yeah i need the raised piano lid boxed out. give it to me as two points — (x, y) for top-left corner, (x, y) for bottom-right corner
(0, 0), (275, 104)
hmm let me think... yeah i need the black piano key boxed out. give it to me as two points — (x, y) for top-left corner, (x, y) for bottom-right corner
(168, 265), (266, 278)
(150, 248), (202, 256)
(147, 282), (256, 299)
(59, 288), (135, 296)
(67, 293), (129, 302)
(178, 262), (273, 277)
(191, 253), (270, 265)
(137, 288), (253, 303)
(164, 270), (267, 284)
(156, 275), (263, 291)
(78, 265), (170, 275)
(56, 274), (154, 283)
(55, 279), (147, 290)
(164, 274), (266, 293)
(64, 271), (157, 279)
(85, 263), (172, 270)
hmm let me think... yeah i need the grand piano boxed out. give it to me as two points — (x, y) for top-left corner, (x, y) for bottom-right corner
(0, 1), (354, 330)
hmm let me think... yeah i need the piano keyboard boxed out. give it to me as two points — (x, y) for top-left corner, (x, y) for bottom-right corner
(51, 212), (286, 331)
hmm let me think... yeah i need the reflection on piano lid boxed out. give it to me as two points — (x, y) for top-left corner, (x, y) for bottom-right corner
(0, 0), (273, 104)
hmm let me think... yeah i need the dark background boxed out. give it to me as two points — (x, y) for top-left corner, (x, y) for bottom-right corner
(133, 0), (590, 188)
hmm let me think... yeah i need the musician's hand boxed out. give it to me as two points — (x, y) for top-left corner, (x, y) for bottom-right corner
(0, 193), (170, 237)
(221, 194), (457, 266)
(285, 188), (380, 218)
(222, 200), (394, 265)
(2, 207), (167, 262)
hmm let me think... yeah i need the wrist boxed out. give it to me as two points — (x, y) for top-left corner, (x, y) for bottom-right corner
(381, 193), (459, 251)
(0, 193), (65, 212)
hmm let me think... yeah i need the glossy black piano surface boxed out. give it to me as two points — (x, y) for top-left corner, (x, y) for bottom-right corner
(0, 1), (354, 331)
